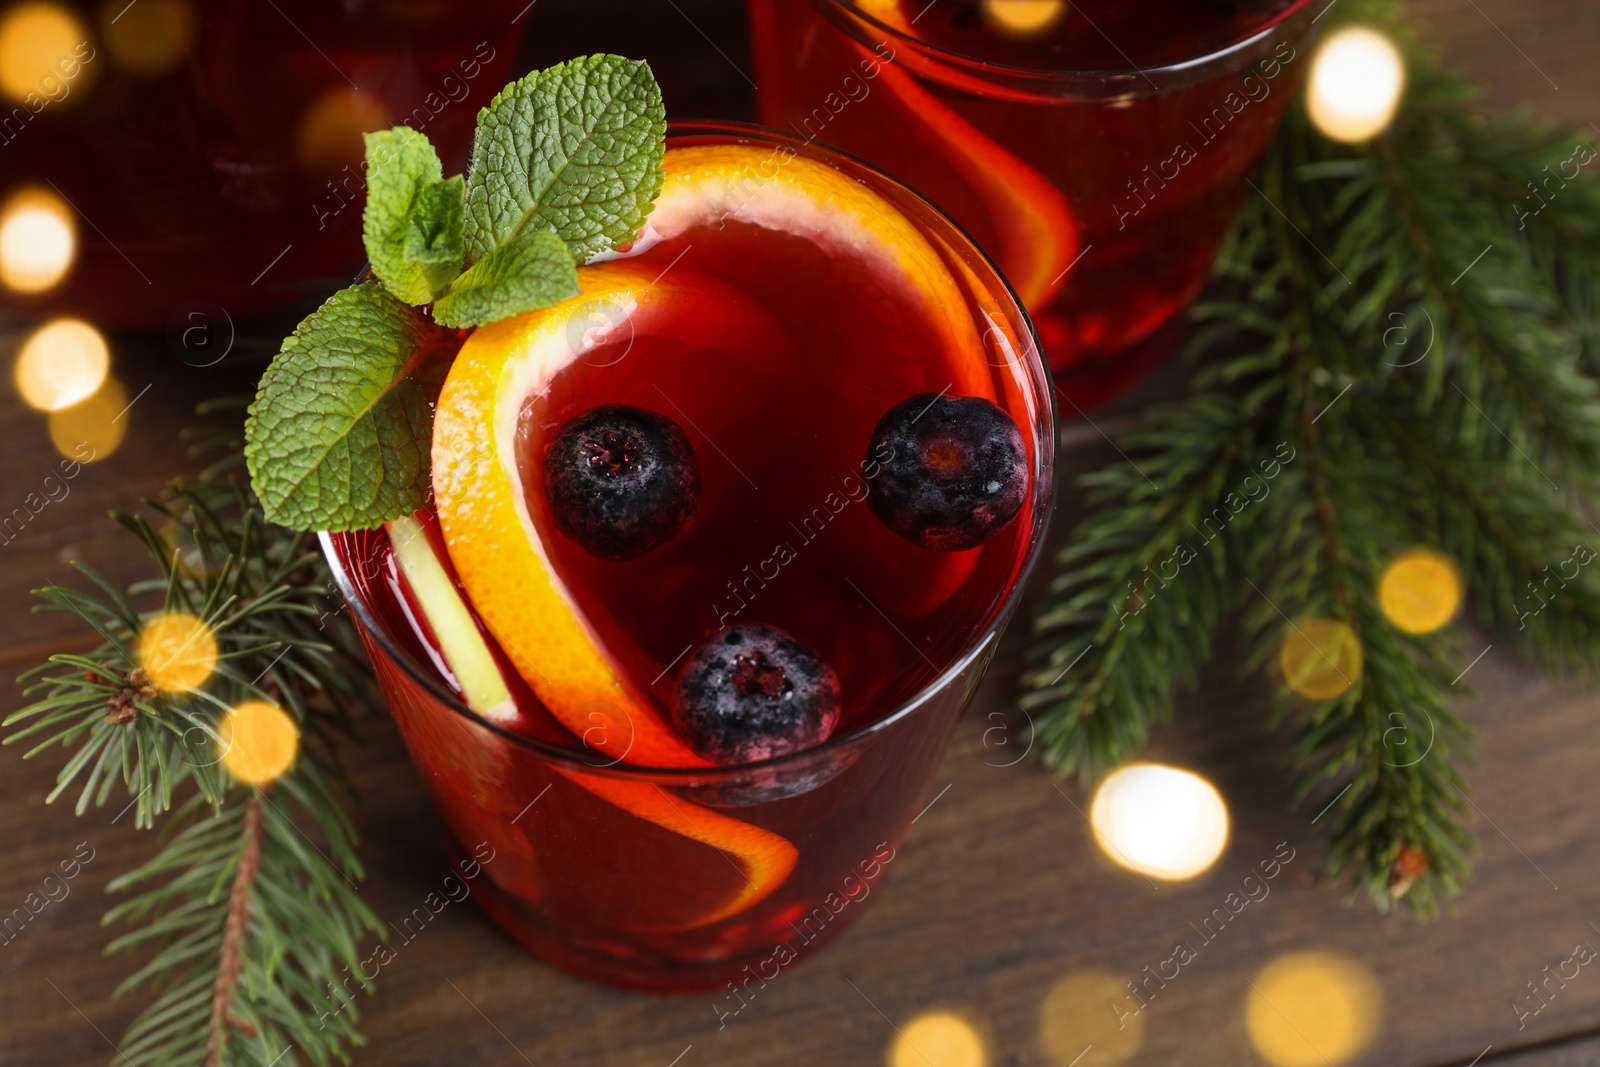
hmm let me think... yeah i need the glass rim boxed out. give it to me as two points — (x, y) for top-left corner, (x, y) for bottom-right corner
(811, 0), (1322, 89)
(320, 118), (1059, 783)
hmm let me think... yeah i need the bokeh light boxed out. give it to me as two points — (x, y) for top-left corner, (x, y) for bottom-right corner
(48, 374), (128, 460)
(15, 317), (108, 410)
(297, 88), (390, 173)
(1038, 971), (1145, 1067)
(219, 701), (300, 785)
(889, 1010), (988, 1067)
(1379, 550), (1461, 634)
(1090, 763), (1229, 880)
(137, 610), (217, 692)
(100, 0), (192, 76)
(1307, 27), (1405, 143)
(0, 2), (90, 103)
(1246, 951), (1382, 1067)
(1279, 618), (1362, 700)
(983, 0), (1064, 34)
(0, 185), (75, 293)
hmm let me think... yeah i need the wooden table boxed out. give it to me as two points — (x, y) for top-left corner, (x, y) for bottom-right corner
(4, 2), (1598, 1064)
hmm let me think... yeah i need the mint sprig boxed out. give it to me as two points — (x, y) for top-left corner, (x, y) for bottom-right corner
(245, 55), (667, 532)
(362, 128), (463, 305)
(434, 228), (579, 328)
(463, 54), (666, 265)
(245, 285), (446, 531)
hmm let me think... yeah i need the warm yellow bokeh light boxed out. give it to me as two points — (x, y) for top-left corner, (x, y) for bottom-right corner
(1379, 550), (1460, 634)
(1246, 951), (1382, 1067)
(0, 2), (89, 102)
(1090, 763), (1229, 881)
(1038, 971), (1145, 1067)
(218, 701), (300, 785)
(0, 186), (75, 293)
(983, 0), (1064, 34)
(889, 1011), (988, 1067)
(297, 89), (390, 173)
(1307, 27), (1405, 143)
(15, 317), (108, 410)
(101, 0), (192, 76)
(1279, 617), (1362, 700)
(48, 374), (127, 460)
(137, 611), (218, 692)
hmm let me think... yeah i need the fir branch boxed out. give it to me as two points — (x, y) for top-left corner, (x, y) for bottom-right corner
(1024, 2), (1600, 915)
(5, 417), (384, 1065)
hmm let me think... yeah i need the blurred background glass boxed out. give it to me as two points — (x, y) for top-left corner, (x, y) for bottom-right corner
(0, 0), (525, 327)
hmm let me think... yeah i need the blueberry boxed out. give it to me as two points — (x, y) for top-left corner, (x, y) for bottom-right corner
(543, 405), (700, 560)
(866, 393), (1028, 551)
(672, 625), (841, 765)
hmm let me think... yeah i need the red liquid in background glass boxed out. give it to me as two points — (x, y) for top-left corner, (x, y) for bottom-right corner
(0, 1), (522, 327)
(748, 0), (1316, 406)
(327, 132), (1048, 990)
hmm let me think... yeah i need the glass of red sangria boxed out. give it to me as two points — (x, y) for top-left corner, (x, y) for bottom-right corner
(747, 0), (1320, 406)
(0, 0), (523, 327)
(322, 122), (1055, 993)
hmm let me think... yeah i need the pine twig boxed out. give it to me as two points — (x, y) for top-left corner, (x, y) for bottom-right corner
(1023, 1), (1600, 915)
(206, 793), (263, 1067)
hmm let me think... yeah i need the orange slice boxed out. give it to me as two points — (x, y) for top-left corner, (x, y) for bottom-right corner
(387, 515), (798, 927)
(831, 0), (1080, 310)
(433, 264), (762, 769)
(643, 143), (989, 387)
(434, 144), (1000, 765)
(570, 776), (798, 927)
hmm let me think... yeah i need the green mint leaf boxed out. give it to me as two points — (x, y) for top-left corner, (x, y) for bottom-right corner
(245, 285), (445, 531)
(404, 174), (466, 297)
(463, 54), (665, 266)
(363, 128), (458, 304)
(433, 228), (579, 328)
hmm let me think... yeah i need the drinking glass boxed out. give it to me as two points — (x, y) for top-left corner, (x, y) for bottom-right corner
(748, 0), (1319, 405)
(0, 0), (524, 327)
(322, 122), (1056, 994)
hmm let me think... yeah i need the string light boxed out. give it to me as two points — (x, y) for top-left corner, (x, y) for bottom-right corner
(1307, 27), (1405, 143)
(218, 701), (300, 785)
(982, 0), (1064, 35)
(1090, 763), (1229, 881)
(1378, 549), (1460, 634)
(0, 185), (75, 293)
(1246, 951), (1382, 1067)
(889, 1011), (989, 1067)
(1038, 971), (1145, 1067)
(48, 375), (128, 460)
(137, 611), (217, 692)
(0, 2), (89, 103)
(14, 318), (108, 410)
(1279, 617), (1361, 700)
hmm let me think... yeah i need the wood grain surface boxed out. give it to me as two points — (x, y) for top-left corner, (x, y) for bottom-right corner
(4, 2), (1599, 1065)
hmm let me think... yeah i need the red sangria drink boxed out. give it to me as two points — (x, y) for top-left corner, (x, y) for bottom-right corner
(322, 124), (1055, 992)
(0, 0), (522, 326)
(748, 0), (1319, 406)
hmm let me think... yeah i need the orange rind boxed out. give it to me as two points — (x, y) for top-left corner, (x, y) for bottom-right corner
(845, 0), (1080, 309)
